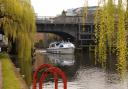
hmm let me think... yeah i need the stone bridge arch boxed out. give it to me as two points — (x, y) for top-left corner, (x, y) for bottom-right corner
(39, 31), (75, 42)
(36, 23), (78, 42)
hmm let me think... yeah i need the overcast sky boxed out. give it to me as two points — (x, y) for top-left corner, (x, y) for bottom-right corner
(31, 0), (98, 16)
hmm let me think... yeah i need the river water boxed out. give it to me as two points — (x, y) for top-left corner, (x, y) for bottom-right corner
(31, 51), (128, 89)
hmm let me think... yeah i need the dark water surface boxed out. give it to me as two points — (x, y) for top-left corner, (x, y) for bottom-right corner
(31, 51), (128, 89)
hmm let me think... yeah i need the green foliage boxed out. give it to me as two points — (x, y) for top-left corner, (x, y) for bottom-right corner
(0, 53), (22, 89)
(116, 0), (127, 78)
(125, 0), (128, 31)
(94, 1), (107, 66)
(0, 0), (36, 84)
(105, 0), (115, 49)
(94, 0), (128, 77)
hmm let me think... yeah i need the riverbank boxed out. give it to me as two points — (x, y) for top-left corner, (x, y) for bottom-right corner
(0, 53), (28, 89)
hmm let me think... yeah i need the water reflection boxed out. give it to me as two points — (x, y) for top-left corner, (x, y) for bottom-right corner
(46, 54), (78, 81)
(32, 52), (128, 89)
(74, 67), (128, 89)
(47, 53), (75, 66)
(33, 53), (50, 71)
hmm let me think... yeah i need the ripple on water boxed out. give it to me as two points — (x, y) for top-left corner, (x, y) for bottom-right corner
(32, 53), (128, 89)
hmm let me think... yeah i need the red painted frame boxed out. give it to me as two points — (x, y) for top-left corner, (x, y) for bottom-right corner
(39, 67), (67, 89)
(33, 64), (67, 89)
(33, 64), (52, 89)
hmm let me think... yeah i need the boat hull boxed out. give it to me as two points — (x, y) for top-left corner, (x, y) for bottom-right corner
(47, 48), (75, 54)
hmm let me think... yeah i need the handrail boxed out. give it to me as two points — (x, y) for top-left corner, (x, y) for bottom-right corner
(33, 64), (67, 89)
(33, 64), (52, 89)
(39, 67), (67, 89)
(36, 16), (94, 24)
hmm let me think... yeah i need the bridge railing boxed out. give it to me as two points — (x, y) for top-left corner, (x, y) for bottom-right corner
(36, 15), (94, 24)
(36, 16), (55, 23)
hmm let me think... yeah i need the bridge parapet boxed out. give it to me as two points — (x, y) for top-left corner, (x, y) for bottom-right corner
(36, 15), (94, 24)
(36, 16), (55, 23)
(36, 6), (96, 24)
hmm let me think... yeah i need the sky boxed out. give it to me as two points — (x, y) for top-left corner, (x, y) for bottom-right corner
(31, 0), (98, 16)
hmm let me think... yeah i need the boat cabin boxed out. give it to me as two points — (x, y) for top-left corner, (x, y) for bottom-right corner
(49, 42), (75, 48)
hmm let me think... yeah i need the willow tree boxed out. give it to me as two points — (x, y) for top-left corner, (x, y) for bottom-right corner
(116, 0), (127, 78)
(0, 0), (36, 85)
(94, 0), (108, 67)
(126, 0), (128, 31)
(94, 0), (127, 77)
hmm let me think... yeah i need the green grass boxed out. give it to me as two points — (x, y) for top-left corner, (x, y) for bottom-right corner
(0, 53), (22, 89)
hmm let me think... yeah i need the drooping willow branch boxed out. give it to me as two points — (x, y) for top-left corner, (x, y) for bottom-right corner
(0, 0), (36, 85)
(94, 0), (127, 77)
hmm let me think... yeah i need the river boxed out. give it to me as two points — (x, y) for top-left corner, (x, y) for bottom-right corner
(30, 50), (128, 89)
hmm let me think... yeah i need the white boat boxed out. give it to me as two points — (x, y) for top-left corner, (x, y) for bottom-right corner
(47, 41), (75, 54)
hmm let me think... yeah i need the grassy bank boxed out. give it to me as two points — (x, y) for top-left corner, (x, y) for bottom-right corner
(0, 53), (28, 89)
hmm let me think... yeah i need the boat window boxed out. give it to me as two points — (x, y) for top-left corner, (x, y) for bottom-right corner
(51, 44), (55, 47)
(60, 45), (63, 48)
(56, 42), (60, 46)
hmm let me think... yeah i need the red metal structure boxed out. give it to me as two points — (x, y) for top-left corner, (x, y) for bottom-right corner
(33, 64), (52, 89)
(39, 67), (67, 89)
(33, 64), (67, 89)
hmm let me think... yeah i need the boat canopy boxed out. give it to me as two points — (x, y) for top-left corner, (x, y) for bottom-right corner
(49, 41), (75, 48)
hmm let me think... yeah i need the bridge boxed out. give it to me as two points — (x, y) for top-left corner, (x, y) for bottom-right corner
(36, 7), (96, 47)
